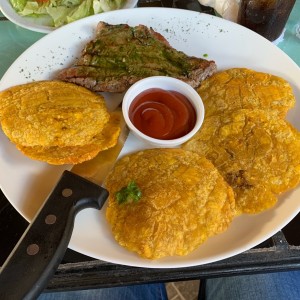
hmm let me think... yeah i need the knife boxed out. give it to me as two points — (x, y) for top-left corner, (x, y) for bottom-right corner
(0, 110), (129, 300)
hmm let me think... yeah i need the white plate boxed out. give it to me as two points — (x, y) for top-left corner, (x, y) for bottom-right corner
(0, 0), (138, 33)
(1, 8), (300, 268)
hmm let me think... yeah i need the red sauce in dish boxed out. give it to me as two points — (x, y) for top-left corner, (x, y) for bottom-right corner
(129, 88), (196, 140)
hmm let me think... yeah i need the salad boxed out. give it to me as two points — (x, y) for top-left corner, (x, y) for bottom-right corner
(9, 0), (126, 27)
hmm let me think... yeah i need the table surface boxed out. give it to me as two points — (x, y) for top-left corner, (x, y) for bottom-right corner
(0, 0), (300, 292)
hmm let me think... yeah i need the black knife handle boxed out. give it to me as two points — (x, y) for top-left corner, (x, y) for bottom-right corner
(0, 170), (108, 300)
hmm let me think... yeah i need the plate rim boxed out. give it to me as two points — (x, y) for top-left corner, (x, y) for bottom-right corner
(1, 7), (300, 268)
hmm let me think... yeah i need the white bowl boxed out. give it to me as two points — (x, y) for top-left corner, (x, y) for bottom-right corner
(122, 76), (205, 147)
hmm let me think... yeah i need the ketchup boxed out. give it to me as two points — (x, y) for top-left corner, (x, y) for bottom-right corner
(129, 88), (196, 140)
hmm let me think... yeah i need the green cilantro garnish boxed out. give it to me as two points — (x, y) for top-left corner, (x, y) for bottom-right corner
(115, 181), (142, 204)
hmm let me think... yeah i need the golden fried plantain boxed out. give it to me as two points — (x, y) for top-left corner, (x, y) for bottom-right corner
(198, 68), (295, 118)
(183, 109), (300, 215)
(17, 144), (101, 165)
(105, 148), (235, 259)
(0, 81), (120, 165)
(0, 81), (110, 147)
(17, 111), (121, 165)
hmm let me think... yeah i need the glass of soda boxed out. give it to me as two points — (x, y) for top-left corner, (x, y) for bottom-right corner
(237, 0), (296, 41)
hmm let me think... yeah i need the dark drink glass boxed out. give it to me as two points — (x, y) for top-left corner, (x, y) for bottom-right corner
(238, 0), (296, 41)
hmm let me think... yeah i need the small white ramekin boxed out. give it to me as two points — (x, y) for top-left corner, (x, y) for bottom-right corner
(122, 76), (205, 147)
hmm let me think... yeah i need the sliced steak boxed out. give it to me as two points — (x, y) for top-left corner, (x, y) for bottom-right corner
(57, 22), (217, 93)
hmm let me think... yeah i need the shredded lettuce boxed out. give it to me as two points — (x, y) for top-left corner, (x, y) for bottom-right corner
(46, 5), (74, 27)
(18, 2), (47, 16)
(66, 0), (93, 24)
(95, 0), (125, 11)
(10, 0), (27, 11)
(9, 0), (126, 27)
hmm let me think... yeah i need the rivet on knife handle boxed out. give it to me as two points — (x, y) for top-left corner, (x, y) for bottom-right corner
(0, 170), (108, 300)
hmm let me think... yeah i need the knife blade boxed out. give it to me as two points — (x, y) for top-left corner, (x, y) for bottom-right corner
(0, 109), (129, 300)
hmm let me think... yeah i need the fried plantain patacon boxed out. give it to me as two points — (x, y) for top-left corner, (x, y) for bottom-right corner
(183, 109), (300, 215)
(0, 81), (120, 164)
(17, 111), (121, 165)
(105, 148), (235, 259)
(198, 68), (295, 118)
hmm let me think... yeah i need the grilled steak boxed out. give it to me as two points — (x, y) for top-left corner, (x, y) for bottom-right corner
(57, 22), (217, 93)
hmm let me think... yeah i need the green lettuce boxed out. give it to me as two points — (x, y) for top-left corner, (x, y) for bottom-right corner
(10, 0), (27, 12)
(46, 5), (75, 27)
(10, 0), (127, 27)
(93, 0), (125, 12)
(66, 0), (93, 24)
(18, 1), (47, 16)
